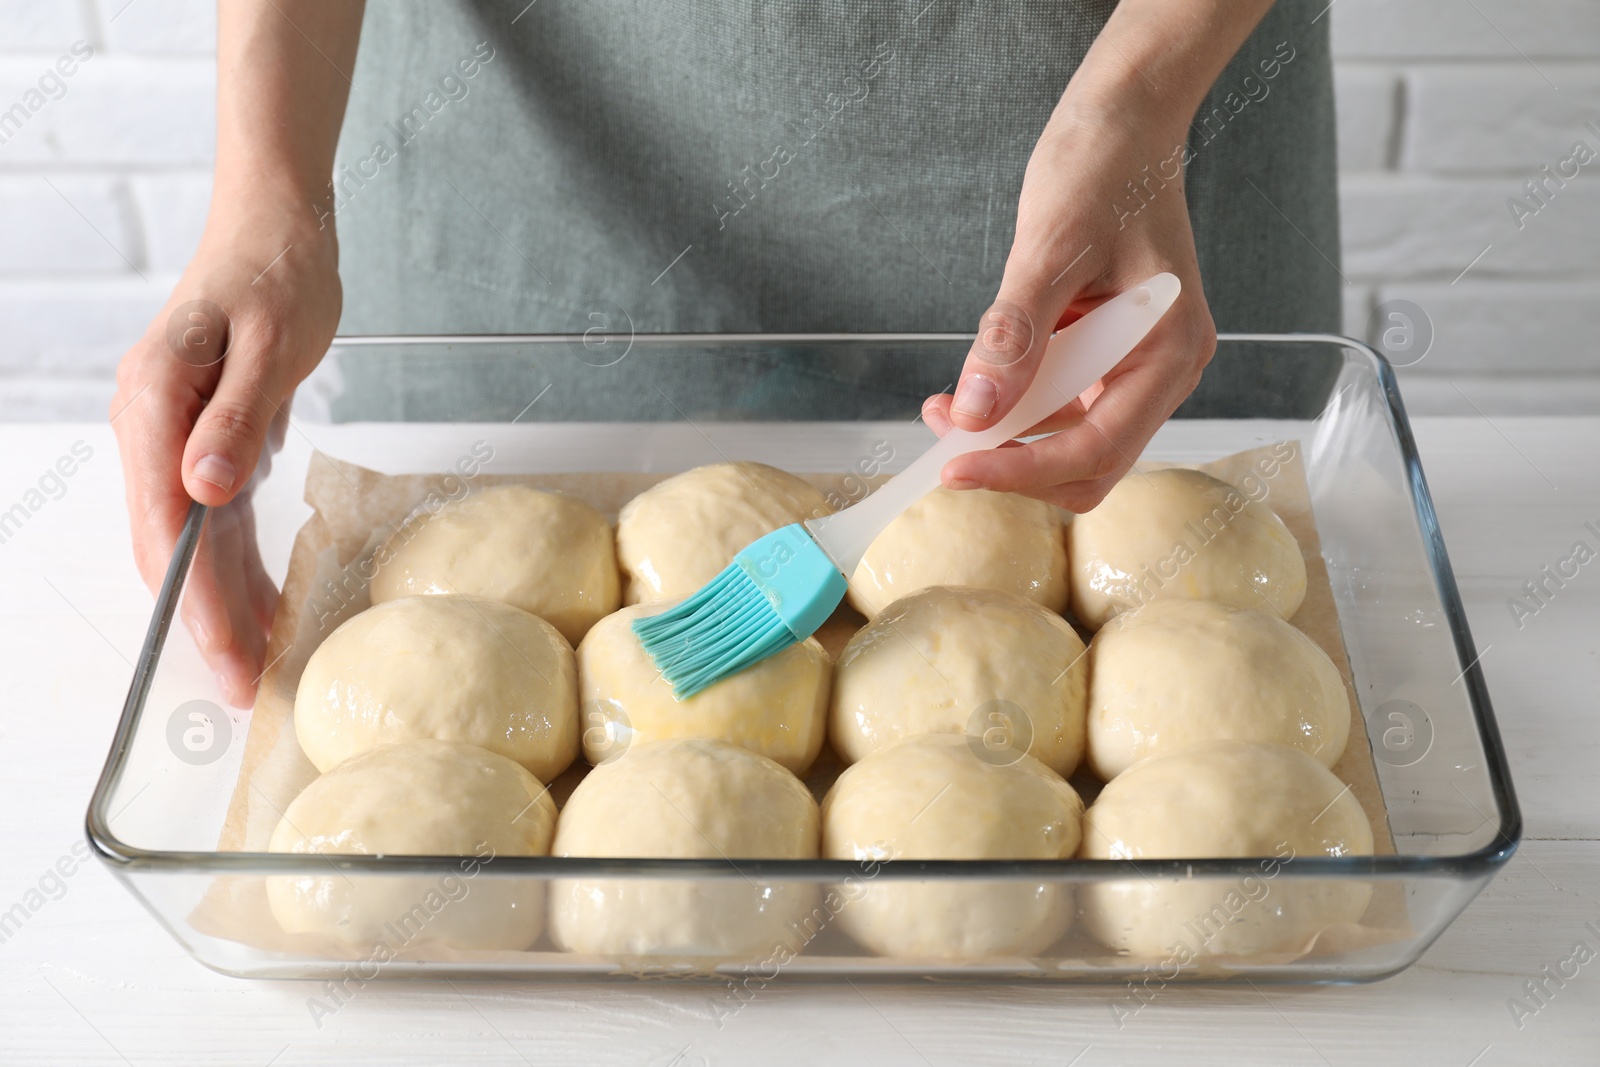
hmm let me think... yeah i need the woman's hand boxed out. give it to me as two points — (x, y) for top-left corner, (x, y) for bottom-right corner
(110, 208), (341, 706)
(109, 0), (362, 706)
(922, 100), (1216, 513)
(925, 0), (1274, 512)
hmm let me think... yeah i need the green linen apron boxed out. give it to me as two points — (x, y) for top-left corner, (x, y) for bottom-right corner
(329, 0), (1343, 421)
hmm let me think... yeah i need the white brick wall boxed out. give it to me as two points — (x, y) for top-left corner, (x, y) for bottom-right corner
(0, 0), (213, 420)
(0, 0), (1596, 419)
(1333, 0), (1600, 413)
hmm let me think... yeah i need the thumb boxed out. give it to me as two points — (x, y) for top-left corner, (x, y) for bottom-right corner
(948, 255), (1084, 433)
(180, 330), (290, 507)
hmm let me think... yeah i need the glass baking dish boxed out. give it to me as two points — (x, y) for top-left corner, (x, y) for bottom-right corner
(86, 333), (1520, 984)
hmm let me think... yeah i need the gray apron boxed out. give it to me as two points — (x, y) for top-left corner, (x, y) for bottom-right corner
(330, 0), (1342, 421)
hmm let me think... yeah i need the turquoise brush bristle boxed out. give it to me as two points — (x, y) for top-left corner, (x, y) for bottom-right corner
(632, 524), (848, 698)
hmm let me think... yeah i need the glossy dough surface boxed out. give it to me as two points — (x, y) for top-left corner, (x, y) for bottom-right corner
(549, 738), (820, 959)
(294, 595), (579, 783)
(821, 734), (1083, 959)
(1086, 599), (1350, 779)
(847, 486), (1069, 619)
(831, 587), (1088, 776)
(1067, 467), (1306, 629)
(370, 484), (620, 646)
(1080, 741), (1374, 958)
(577, 604), (831, 775)
(267, 739), (556, 950)
(615, 461), (831, 604)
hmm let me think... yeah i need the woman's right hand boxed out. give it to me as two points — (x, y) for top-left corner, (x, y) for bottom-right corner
(109, 204), (341, 706)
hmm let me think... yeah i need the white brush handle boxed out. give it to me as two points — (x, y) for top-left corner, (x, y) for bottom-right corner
(805, 272), (1182, 574)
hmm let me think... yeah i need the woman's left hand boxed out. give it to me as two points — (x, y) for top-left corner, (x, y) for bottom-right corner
(924, 0), (1275, 512)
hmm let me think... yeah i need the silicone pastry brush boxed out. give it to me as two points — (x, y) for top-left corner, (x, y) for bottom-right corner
(633, 272), (1182, 697)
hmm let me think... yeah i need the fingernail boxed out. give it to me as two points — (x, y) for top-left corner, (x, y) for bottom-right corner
(189, 614), (213, 650)
(193, 454), (236, 492)
(951, 375), (998, 419)
(946, 477), (982, 491)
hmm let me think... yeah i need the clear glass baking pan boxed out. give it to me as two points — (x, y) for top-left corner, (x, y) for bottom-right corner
(86, 334), (1520, 984)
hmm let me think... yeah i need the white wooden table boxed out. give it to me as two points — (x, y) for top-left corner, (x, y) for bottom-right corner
(1, 419), (1594, 1066)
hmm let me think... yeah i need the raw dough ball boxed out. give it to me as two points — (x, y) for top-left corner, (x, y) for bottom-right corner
(1067, 467), (1306, 629)
(370, 484), (620, 646)
(549, 739), (820, 959)
(267, 739), (556, 950)
(1086, 599), (1350, 779)
(847, 487), (1068, 620)
(831, 587), (1088, 776)
(615, 462), (831, 604)
(577, 604), (831, 775)
(821, 734), (1083, 959)
(295, 595), (579, 783)
(1080, 741), (1374, 959)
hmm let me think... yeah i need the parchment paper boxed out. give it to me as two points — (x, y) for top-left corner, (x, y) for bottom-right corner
(192, 441), (1408, 966)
